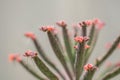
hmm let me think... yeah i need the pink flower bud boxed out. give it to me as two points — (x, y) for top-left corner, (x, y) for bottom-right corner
(24, 32), (36, 40)
(85, 45), (90, 49)
(56, 20), (67, 27)
(23, 50), (37, 58)
(84, 64), (96, 71)
(74, 45), (78, 49)
(8, 54), (22, 62)
(40, 26), (55, 32)
(93, 18), (105, 30)
(74, 36), (84, 43)
(84, 20), (93, 26)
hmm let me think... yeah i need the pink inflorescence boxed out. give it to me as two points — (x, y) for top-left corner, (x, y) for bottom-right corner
(56, 20), (67, 27)
(8, 54), (22, 62)
(84, 20), (93, 26)
(40, 26), (55, 32)
(93, 18), (105, 30)
(85, 45), (90, 49)
(74, 36), (89, 43)
(23, 50), (37, 58)
(24, 32), (36, 40)
(84, 64), (96, 71)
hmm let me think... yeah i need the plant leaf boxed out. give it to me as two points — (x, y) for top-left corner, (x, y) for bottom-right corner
(20, 61), (46, 80)
(62, 27), (74, 69)
(102, 67), (120, 80)
(75, 25), (87, 80)
(33, 56), (58, 80)
(33, 39), (65, 80)
(47, 31), (73, 80)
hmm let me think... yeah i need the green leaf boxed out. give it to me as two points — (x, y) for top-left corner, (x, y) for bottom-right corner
(62, 27), (74, 69)
(84, 25), (99, 64)
(96, 35), (120, 67)
(47, 31), (73, 80)
(20, 61), (46, 80)
(102, 67), (120, 80)
(33, 39), (65, 80)
(33, 56), (58, 80)
(75, 25), (87, 80)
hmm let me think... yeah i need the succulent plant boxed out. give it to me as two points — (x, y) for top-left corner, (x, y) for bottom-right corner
(9, 18), (120, 80)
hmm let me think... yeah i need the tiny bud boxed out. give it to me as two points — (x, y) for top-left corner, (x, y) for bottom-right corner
(74, 36), (84, 43)
(24, 50), (37, 58)
(83, 36), (90, 41)
(40, 26), (55, 32)
(56, 20), (67, 27)
(85, 45), (90, 49)
(93, 18), (105, 30)
(74, 45), (78, 49)
(24, 32), (36, 40)
(40, 26), (47, 32)
(84, 20), (93, 26)
(84, 64), (96, 71)
(8, 54), (22, 62)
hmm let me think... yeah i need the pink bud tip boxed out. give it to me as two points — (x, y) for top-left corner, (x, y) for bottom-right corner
(40, 26), (55, 32)
(74, 36), (84, 43)
(84, 64), (96, 71)
(84, 20), (93, 26)
(85, 45), (90, 49)
(56, 20), (67, 27)
(24, 32), (36, 40)
(23, 50), (37, 58)
(74, 45), (78, 49)
(93, 18), (105, 30)
(8, 54), (22, 62)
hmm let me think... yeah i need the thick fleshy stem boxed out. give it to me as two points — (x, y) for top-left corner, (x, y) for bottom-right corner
(84, 25), (99, 64)
(96, 35), (120, 67)
(19, 61), (46, 80)
(75, 22), (87, 80)
(47, 31), (73, 80)
(62, 27), (74, 71)
(33, 39), (65, 80)
(33, 56), (58, 80)
(102, 67), (120, 80)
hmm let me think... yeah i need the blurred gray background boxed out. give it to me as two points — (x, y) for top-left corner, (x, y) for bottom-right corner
(0, 0), (120, 80)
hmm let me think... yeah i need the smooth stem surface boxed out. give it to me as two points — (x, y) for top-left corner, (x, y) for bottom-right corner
(20, 61), (46, 80)
(96, 35), (120, 67)
(33, 56), (58, 80)
(75, 25), (87, 80)
(33, 39), (65, 80)
(102, 67), (120, 80)
(62, 27), (74, 70)
(47, 31), (73, 80)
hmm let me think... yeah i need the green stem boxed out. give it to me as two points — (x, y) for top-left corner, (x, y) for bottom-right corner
(75, 25), (87, 80)
(47, 31), (73, 80)
(62, 27), (74, 70)
(84, 26), (99, 64)
(96, 35), (120, 67)
(33, 39), (65, 80)
(102, 67), (120, 80)
(33, 56), (58, 80)
(20, 61), (46, 80)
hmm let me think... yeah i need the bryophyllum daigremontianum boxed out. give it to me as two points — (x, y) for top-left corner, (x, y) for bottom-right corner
(9, 18), (120, 80)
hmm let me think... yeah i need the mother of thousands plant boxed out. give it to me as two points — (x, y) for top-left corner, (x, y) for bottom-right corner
(9, 18), (120, 80)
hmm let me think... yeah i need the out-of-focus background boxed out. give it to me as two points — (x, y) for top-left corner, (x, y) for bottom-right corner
(0, 0), (120, 80)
